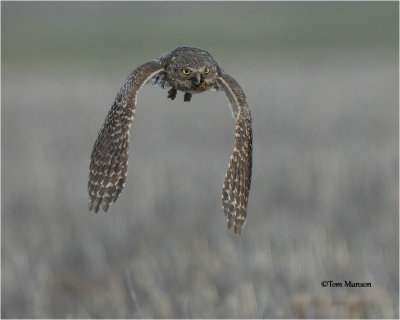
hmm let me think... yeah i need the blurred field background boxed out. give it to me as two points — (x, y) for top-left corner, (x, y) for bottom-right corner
(2, 2), (398, 318)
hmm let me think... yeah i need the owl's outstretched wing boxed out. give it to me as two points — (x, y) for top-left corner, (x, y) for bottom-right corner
(88, 60), (164, 213)
(217, 73), (253, 234)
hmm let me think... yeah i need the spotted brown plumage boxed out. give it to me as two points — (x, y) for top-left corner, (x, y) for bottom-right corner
(88, 60), (164, 212)
(88, 47), (252, 234)
(218, 73), (253, 234)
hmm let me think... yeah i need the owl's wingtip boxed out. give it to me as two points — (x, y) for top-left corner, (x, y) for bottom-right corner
(88, 197), (99, 213)
(88, 196), (111, 213)
(225, 214), (246, 235)
(233, 219), (246, 235)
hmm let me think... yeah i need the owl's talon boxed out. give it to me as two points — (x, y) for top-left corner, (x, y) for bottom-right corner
(184, 92), (192, 102)
(168, 88), (177, 100)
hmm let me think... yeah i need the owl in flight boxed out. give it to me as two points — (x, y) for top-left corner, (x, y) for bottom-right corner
(88, 47), (252, 234)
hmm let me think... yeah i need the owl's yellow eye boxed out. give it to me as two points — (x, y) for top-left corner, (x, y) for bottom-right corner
(182, 69), (191, 75)
(204, 67), (210, 74)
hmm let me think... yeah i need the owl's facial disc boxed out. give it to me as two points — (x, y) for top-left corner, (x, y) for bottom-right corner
(167, 63), (215, 93)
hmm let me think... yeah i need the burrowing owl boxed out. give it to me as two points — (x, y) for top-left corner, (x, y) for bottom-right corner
(88, 47), (252, 234)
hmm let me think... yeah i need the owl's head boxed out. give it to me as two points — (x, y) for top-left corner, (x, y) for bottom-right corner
(161, 47), (221, 93)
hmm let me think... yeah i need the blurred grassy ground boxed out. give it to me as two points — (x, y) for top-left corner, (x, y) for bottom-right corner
(2, 2), (398, 318)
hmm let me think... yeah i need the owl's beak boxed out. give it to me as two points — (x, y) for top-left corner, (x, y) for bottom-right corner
(192, 72), (202, 85)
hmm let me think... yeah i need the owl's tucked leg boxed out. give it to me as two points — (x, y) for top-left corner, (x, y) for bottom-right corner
(168, 88), (177, 100)
(184, 92), (192, 102)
